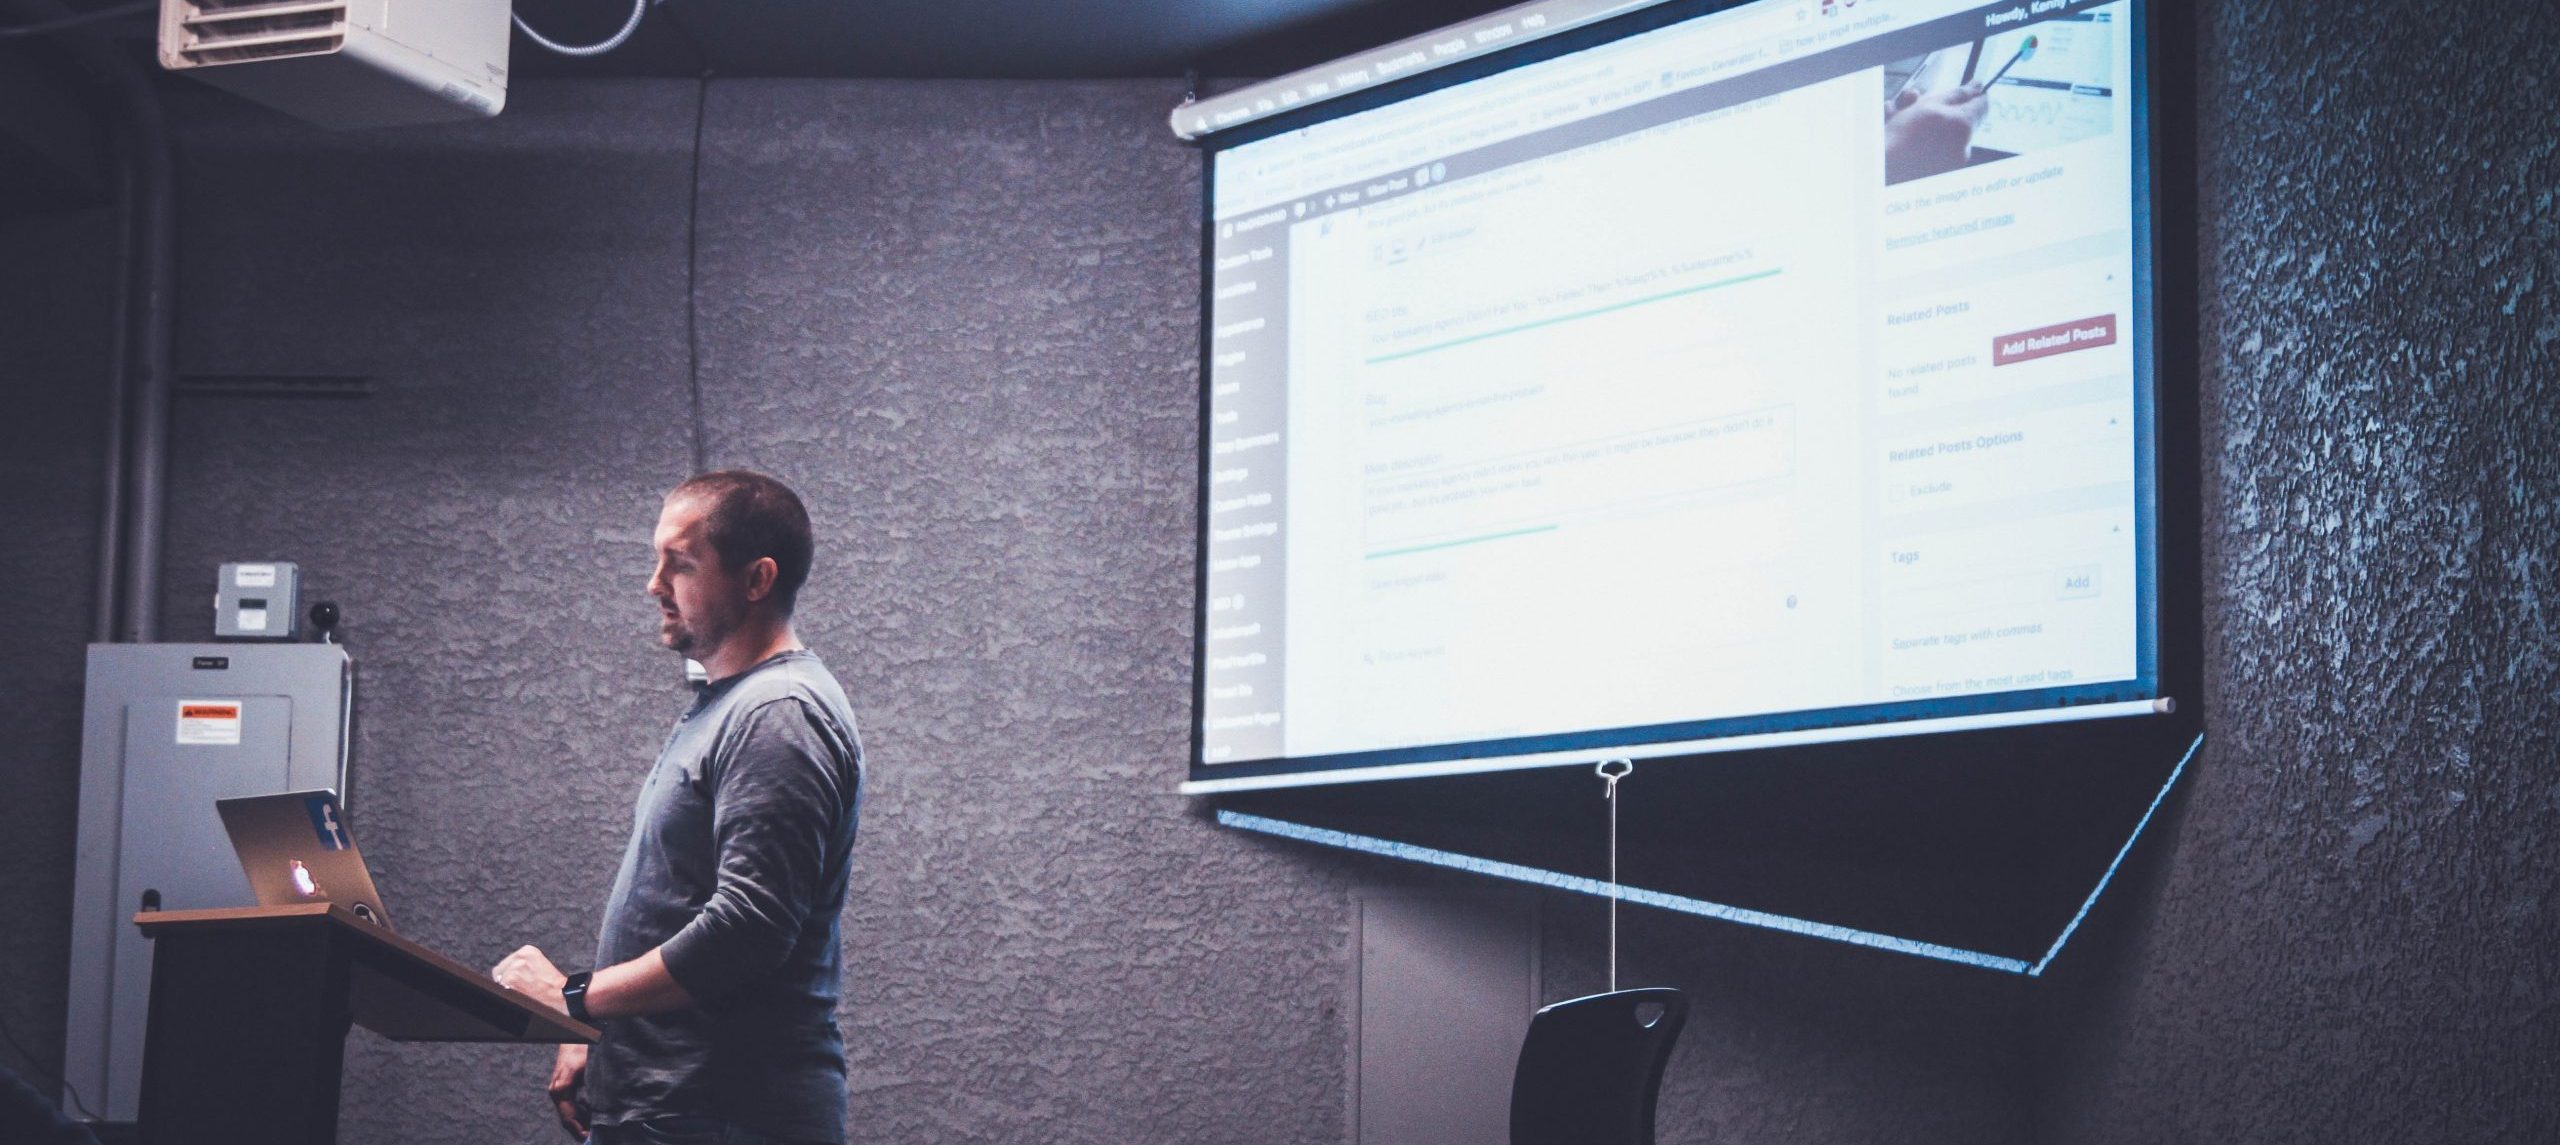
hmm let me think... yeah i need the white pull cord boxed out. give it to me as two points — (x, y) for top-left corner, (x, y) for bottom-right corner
(514, 0), (649, 58)
(1597, 758), (1634, 992)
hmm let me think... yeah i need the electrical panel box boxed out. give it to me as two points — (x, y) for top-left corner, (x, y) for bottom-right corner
(214, 560), (299, 639)
(62, 643), (353, 1122)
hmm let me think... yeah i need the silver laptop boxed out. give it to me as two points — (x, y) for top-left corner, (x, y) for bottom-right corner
(216, 789), (394, 930)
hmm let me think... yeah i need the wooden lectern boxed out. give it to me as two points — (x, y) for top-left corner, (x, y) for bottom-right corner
(129, 903), (596, 1145)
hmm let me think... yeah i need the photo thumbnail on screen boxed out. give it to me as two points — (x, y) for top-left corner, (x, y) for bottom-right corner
(1884, 3), (2122, 185)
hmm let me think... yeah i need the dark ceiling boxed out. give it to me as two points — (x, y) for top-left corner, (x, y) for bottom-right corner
(508, 0), (1523, 79)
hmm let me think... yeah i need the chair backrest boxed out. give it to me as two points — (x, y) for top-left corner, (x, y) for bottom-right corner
(1508, 987), (1689, 1145)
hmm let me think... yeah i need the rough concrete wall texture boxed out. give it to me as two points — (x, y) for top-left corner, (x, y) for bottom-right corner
(1543, 897), (2034, 1144)
(0, 77), (1379, 1145)
(0, 74), (2021, 1143)
(141, 79), (703, 1144)
(0, 205), (114, 1112)
(2033, 0), (2560, 1141)
(2, 0), (2552, 1136)
(684, 79), (1360, 1144)
(685, 78), (2026, 1145)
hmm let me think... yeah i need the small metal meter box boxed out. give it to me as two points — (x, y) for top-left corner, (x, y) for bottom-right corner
(215, 561), (300, 639)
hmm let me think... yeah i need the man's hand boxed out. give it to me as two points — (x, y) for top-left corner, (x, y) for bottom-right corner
(492, 945), (570, 1013)
(546, 1043), (590, 1140)
(1884, 81), (1990, 182)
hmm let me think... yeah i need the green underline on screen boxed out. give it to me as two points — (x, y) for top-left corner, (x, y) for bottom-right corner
(1364, 524), (1557, 561)
(1363, 266), (1784, 365)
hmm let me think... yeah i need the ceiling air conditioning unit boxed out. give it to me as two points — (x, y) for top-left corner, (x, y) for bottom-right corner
(157, 0), (511, 129)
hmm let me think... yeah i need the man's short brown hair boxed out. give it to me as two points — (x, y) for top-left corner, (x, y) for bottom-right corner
(670, 470), (815, 616)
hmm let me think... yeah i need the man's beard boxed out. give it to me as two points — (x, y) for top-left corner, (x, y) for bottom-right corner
(662, 609), (730, 655)
(661, 612), (701, 653)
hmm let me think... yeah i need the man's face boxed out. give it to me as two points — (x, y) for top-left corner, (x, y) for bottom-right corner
(646, 494), (746, 657)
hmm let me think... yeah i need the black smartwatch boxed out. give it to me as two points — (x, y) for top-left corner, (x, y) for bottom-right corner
(561, 971), (594, 1023)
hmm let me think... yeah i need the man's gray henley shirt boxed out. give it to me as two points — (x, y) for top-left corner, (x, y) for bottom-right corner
(586, 650), (864, 1144)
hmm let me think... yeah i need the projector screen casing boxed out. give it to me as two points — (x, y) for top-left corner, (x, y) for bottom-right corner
(1189, 0), (2200, 792)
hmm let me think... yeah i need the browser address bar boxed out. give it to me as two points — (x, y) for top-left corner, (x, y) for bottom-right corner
(1216, 1), (1822, 218)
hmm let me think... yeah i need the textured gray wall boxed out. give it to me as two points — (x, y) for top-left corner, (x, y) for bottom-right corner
(0, 203), (114, 1116)
(681, 80), (1359, 1145)
(98, 77), (1367, 1145)
(149, 80), (705, 1145)
(0, 73), (2023, 1144)
(1, 77), (1376, 1145)
(1, 0), (2552, 1136)
(1550, 897), (2036, 1142)
(2030, 1), (2560, 1141)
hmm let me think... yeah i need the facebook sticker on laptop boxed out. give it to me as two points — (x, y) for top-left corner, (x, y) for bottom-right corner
(305, 794), (350, 851)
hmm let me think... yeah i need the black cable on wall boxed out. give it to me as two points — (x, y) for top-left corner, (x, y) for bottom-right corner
(685, 75), (707, 474)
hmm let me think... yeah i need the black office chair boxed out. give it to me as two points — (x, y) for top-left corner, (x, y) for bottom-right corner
(1508, 987), (1689, 1145)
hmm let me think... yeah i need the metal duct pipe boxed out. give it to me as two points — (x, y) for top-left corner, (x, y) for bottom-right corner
(89, 141), (135, 644)
(14, 0), (177, 643)
(116, 92), (173, 645)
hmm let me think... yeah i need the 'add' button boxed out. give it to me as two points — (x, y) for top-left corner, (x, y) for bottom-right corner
(1993, 314), (2118, 366)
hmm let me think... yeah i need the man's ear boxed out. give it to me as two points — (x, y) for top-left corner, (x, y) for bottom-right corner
(745, 557), (780, 603)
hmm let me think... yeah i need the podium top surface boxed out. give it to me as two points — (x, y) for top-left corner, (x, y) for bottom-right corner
(135, 903), (598, 1044)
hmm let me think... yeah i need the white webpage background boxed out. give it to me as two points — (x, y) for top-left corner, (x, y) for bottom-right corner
(1218, 1), (2144, 762)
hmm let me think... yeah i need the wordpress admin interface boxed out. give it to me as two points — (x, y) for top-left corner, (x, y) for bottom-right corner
(1202, 0), (2149, 766)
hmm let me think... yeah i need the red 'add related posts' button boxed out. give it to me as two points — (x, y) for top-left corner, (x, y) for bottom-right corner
(1993, 314), (2118, 366)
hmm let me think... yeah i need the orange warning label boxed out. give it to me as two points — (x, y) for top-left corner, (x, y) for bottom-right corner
(177, 700), (243, 746)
